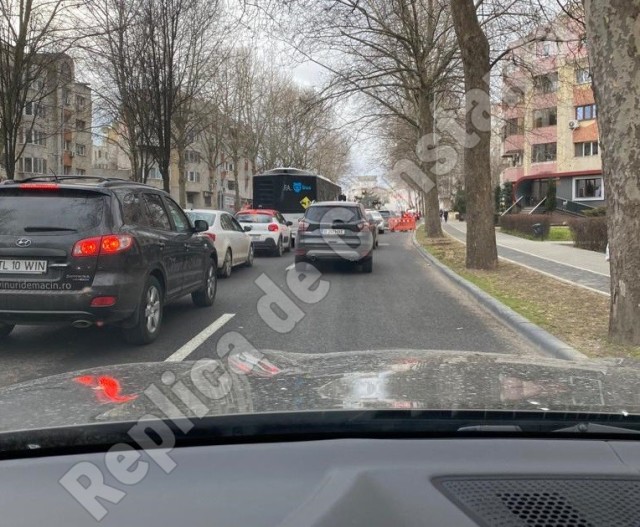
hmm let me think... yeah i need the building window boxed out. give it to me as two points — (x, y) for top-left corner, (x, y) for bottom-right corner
(185, 150), (201, 164)
(537, 41), (557, 57)
(574, 177), (604, 200)
(76, 168), (86, 176)
(504, 118), (523, 136)
(63, 165), (71, 175)
(574, 141), (599, 157)
(534, 73), (558, 94)
(25, 101), (45, 117)
(76, 120), (86, 131)
(147, 167), (162, 180)
(76, 95), (86, 110)
(532, 143), (557, 163)
(576, 104), (597, 121)
(19, 156), (47, 174)
(508, 152), (523, 167)
(185, 171), (201, 183)
(227, 179), (236, 191)
(64, 140), (72, 152)
(227, 162), (234, 171)
(75, 143), (86, 156)
(533, 107), (557, 128)
(63, 90), (73, 106)
(576, 68), (591, 84)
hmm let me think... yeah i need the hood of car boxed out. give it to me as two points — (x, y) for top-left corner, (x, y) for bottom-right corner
(0, 350), (639, 434)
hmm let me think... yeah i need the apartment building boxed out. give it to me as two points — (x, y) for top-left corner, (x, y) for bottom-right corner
(500, 19), (602, 212)
(15, 55), (92, 180)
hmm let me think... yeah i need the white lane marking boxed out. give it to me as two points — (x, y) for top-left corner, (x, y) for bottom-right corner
(164, 313), (235, 362)
(285, 263), (295, 271)
(378, 243), (390, 246)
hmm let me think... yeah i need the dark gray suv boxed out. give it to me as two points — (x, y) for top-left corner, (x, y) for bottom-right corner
(0, 177), (218, 344)
(295, 201), (374, 272)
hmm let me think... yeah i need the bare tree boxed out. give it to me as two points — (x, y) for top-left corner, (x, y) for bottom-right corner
(0, 0), (84, 179)
(584, 0), (640, 345)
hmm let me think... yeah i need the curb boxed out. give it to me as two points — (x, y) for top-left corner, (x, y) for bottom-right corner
(412, 231), (587, 362)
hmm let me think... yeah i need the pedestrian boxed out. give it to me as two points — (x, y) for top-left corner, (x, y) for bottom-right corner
(439, 209), (443, 221)
(443, 210), (449, 223)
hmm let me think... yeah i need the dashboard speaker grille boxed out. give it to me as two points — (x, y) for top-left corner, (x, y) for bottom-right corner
(435, 477), (640, 527)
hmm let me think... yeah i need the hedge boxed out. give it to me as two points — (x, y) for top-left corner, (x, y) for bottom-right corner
(499, 214), (551, 238)
(583, 206), (606, 217)
(568, 217), (608, 252)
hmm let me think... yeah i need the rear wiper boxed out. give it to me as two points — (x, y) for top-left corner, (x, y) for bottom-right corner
(24, 226), (77, 232)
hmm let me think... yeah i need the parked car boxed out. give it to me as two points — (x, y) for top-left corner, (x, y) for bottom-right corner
(235, 209), (293, 257)
(0, 176), (218, 344)
(377, 209), (392, 231)
(366, 209), (386, 234)
(365, 211), (380, 249)
(185, 209), (253, 278)
(295, 201), (374, 273)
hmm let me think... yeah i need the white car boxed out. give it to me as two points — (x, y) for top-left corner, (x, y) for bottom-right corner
(365, 209), (386, 234)
(235, 209), (293, 257)
(185, 209), (253, 278)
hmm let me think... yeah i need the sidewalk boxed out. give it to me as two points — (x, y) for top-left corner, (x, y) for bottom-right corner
(442, 221), (610, 296)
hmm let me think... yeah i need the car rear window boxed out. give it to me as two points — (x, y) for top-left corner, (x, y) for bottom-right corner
(236, 214), (273, 224)
(378, 210), (391, 218)
(186, 211), (216, 226)
(0, 189), (105, 235)
(305, 206), (362, 223)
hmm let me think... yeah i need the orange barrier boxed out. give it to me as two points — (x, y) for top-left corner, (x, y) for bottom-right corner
(390, 216), (416, 232)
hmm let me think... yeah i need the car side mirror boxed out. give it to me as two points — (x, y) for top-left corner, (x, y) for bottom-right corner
(243, 225), (252, 232)
(286, 221), (293, 226)
(194, 219), (208, 232)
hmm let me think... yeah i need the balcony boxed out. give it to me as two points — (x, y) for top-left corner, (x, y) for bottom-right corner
(503, 134), (524, 152)
(63, 151), (73, 167)
(502, 166), (524, 183)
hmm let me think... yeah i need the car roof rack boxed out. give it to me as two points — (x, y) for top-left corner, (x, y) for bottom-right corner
(1, 175), (152, 188)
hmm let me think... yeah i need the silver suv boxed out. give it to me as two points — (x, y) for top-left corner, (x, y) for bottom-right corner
(294, 201), (374, 273)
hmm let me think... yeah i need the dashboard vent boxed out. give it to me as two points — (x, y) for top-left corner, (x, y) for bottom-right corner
(435, 477), (640, 527)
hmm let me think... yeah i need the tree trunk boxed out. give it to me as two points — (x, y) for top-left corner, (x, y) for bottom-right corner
(585, 0), (640, 345)
(451, 0), (498, 270)
(418, 91), (443, 237)
(177, 146), (186, 208)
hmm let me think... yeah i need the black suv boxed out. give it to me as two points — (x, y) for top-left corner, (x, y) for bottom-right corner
(0, 177), (218, 344)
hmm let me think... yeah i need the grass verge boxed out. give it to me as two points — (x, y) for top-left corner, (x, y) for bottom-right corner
(499, 225), (573, 242)
(416, 227), (640, 359)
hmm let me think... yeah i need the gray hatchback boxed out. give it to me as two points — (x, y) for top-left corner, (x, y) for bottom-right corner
(294, 201), (374, 273)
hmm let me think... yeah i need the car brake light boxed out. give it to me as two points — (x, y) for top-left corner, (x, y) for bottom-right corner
(91, 296), (117, 307)
(19, 183), (59, 190)
(356, 220), (368, 232)
(268, 223), (279, 232)
(203, 232), (216, 242)
(73, 235), (134, 257)
(298, 220), (309, 232)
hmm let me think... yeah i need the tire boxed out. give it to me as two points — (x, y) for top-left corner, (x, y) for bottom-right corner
(192, 261), (217, 307)
(285, 236), (292, 253)
(244, 244), (254, 267)
(219, 249), (232, 278)
(375, 239), (379, 248)
(0, 322), (15, 338)
(274, 237), (284, 257)
(361, 257), (373, 274)
(122, 276), (163, 345)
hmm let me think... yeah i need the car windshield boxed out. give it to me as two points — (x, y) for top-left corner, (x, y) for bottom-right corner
(0, 189), (104, 234)
(236, 213), (273, 223)
(185, 211), (216, 226)
(2, 1), (640, 495)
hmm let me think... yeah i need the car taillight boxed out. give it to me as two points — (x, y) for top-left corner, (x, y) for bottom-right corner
(19, 183), (59, 190)
(298, 220), (309, 232)
(203, 232), (216, 242)
(91, 296), (117, 307)
(268, 223), (279, 232)
(355, 220), (368, 231)
(73, 235), (134, 257)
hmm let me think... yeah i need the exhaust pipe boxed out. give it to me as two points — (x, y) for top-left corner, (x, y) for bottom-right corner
(72, 320), (93, 329)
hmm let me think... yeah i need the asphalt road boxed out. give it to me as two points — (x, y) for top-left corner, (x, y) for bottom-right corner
(0, 232), (542, 388)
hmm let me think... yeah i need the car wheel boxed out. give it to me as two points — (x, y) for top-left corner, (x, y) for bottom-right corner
(0, 322), (15, 338)
(219, 249), (232, 278)
(361, 257), (373, 274)
(192, 261), (217, 307)
(274, 237), (284, 257)
(375, 239), (379, 248)
(245, 244), (254, 267)
(122, 276), (163, 345)
(285, 236), (292, 253)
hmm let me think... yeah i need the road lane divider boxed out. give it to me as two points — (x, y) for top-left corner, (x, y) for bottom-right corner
(164, 314), (235, 362)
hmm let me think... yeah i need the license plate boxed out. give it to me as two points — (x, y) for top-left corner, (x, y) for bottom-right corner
(0, 259), (47, 274)
(321, 229), (345, 235)
(250, 234), (263, 240)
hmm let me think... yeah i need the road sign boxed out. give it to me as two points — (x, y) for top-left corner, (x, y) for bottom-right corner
(300, 196), (311, 209)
